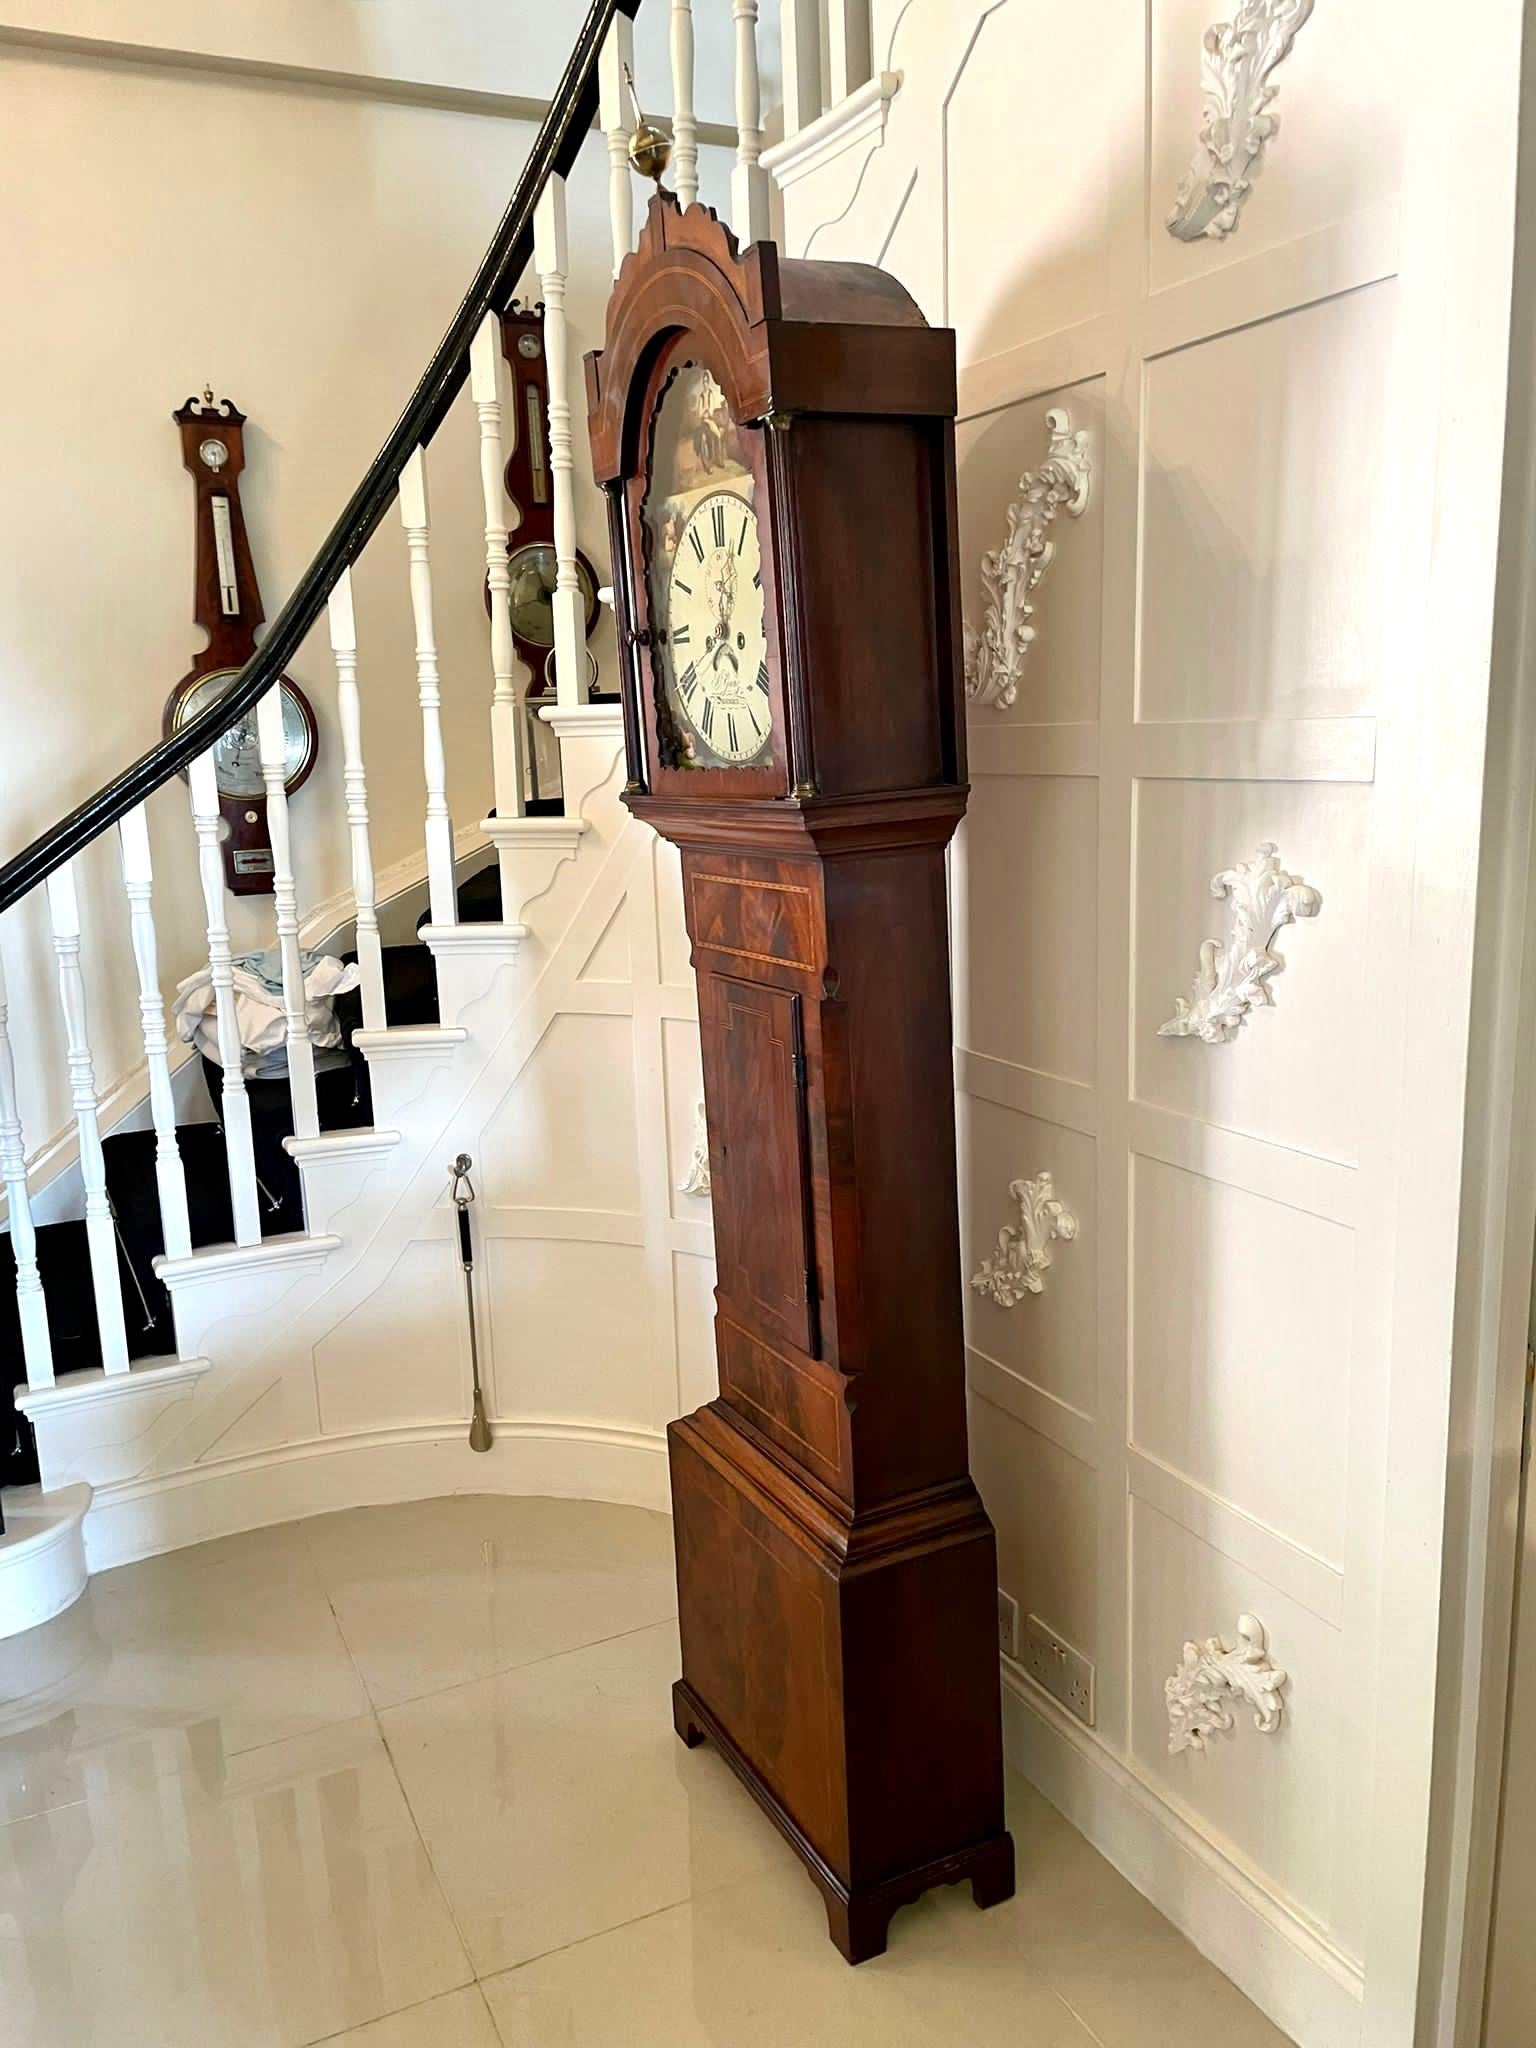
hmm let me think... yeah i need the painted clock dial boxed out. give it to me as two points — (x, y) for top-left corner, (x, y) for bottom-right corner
(643, 361), (771, 771)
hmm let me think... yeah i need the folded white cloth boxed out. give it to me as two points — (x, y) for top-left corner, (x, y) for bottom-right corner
(173, 948), (361, 1078)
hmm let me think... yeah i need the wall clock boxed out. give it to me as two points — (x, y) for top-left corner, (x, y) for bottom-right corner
(163, 392), (318, 895)
(587, 196), (1014, 1964)
(498, 304), (602, 697)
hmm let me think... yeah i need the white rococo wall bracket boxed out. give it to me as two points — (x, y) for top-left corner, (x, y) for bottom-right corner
(963, 409), (1091, 712)
(1159, 841), (1321, 1044)
(971, 1171), (1078, 1307)
(1166, 0), (1316, 242)
(677, 1099), (711, 1198)
(1165, 1613), (1288, 1755)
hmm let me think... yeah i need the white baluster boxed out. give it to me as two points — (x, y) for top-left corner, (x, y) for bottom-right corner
(599, 11), (636, 277)
(188, 748), (263, 1246)
(731, 0), (771, 244)
(827, 0), (873, 104)
(45, 863), (130, 1372)
(669, 0), (700, 209)
(328, 569), (386, 1033)
(399, 447), (458, 926)
(256, 687), (319, 1144)
(779, 0), (824, 139)
(118, 806), (192, 1262)
(534, 176), (586, 712)
(0, 944), (54, 1389)
(471, 314), (528, 824)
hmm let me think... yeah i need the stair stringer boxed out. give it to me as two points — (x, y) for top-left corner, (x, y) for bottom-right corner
(65, 732), (717, 1570)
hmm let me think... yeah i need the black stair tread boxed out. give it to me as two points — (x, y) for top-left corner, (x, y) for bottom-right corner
(438, 862), (503, 927)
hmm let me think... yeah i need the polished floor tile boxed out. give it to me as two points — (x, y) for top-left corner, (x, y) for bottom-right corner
(0, 1715), (471, 2048)
(480, 1771), (1295, 2048)
(380, 1619), (785, 1975)
(481, 1859), (1102, 2048)
(0, 1528), (368, 1822)
(301, 1496), (676, 1709)
(308, 1984), (501, 2048)
(1005, 1777), (1293, 2048)
(0, 1500), (1294, 2048)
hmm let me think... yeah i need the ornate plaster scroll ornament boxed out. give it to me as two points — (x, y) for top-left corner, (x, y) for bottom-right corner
(677, 1099), (711, 1197)
(962, 409), (1091, 712)
(1159, 841), (1321, 1045)
(1166, 0), (1315, 242)
(971, 1172), (1078, 1308)
(1165, 1613), (1287, 1755)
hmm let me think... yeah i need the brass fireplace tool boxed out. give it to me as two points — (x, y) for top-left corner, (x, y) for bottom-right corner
(449, 1154), (492, 1453)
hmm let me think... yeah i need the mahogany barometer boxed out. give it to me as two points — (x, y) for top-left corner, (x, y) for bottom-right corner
(164, 392), (318, 894)
(587, 197), (1013, 1962)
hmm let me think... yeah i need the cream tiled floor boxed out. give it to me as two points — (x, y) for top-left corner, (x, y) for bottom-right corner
(0, 1496), (1293, 2047)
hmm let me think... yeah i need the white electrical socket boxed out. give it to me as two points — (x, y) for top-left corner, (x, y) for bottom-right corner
(996, 1587), (1019, 1661)
(1022, 1612), (1095, 1727)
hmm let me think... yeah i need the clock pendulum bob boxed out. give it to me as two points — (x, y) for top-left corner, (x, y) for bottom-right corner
(587, 197), (1014, 1964)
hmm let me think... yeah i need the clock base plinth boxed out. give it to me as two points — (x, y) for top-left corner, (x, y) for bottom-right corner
(668, 1404), (1014, 1965)
(671, 1680), (1016, 1964)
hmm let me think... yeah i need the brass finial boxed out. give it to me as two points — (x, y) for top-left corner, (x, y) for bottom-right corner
(623, 64), (672, 187)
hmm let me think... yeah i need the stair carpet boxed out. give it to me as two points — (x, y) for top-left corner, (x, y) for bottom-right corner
(1, 860), (506, 1494)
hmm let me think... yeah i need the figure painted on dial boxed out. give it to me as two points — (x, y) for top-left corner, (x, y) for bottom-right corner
(643, 359), (773, 771)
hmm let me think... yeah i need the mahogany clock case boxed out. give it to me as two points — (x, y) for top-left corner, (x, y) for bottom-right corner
(587, 197), (1012, 1965)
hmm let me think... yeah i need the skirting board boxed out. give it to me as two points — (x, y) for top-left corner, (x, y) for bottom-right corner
(1001, 1663), (1364, 2048)
(79, 1420), (671, 1572)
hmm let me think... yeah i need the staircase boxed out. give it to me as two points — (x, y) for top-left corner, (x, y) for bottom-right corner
(0, 0), (842, 1639)
(0, 855), (514, 1492)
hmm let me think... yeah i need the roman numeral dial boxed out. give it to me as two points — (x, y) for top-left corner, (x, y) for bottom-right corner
(662, 488), (772, 767)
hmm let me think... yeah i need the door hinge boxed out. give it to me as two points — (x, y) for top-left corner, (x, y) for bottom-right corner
(1523, 1346), (1535, 1474)
(791, 1050), (808, 1090)
(804, 1263), (819, 1306)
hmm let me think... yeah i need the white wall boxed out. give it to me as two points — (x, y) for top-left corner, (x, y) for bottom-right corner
(772, 4), (1524, 2044)
(0, 26), (737, 1167)
(0, 2), (781, 125)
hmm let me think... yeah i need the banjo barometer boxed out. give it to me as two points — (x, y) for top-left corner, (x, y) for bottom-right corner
(587, 196), (1014, 1963)
(164, 391), (318, 894)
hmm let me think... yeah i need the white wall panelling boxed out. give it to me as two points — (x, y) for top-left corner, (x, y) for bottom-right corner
(774, 1), (1523, 2037)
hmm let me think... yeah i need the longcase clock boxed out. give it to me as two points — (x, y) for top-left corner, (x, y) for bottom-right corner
(164, 392), (317, 894)
(587, 195), (1014, 1963)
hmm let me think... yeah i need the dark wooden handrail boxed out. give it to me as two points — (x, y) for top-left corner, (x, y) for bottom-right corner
(0, 0), (640, 915)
